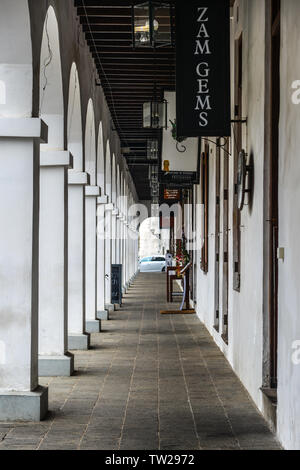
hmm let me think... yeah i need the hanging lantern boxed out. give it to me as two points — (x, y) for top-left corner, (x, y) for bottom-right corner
(151, 182), (159, 197)
(149, 165), (159, 187)
(147, 139), (159, 160)
(132, 1), (174, 48)
(143, 100), (167, 129)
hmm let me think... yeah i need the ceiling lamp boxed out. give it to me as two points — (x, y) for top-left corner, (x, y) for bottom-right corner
(132, 1), (174, 48)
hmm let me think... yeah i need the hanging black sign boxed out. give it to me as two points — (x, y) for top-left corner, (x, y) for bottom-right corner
(176, 0), (231, 138)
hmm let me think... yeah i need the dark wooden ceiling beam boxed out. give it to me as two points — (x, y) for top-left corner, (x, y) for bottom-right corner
(75, 0), (175, 200)
(81, 16), (171, 26)
(91, 49), (174, 56)
(103, 64), (175, 71)
(75, 0), (175, 7)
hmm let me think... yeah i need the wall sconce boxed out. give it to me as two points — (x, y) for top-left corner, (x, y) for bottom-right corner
(132, 1), (174, 48)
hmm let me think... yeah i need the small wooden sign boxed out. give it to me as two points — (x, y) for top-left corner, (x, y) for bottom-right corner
(164, 189), (181, 201)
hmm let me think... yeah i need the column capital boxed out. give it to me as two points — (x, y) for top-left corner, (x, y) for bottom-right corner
(0, 118), (48, 143)
(68, 169), (90, 186)
(106, 202), (114, 211)
(40, 150), (73, 168)
(97, 195), (109, 205)
(85, 185), (101, 197)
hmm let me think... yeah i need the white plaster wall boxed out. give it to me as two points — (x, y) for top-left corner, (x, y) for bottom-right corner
(195, 0), (267, 423)
(277, 0), (300, 450)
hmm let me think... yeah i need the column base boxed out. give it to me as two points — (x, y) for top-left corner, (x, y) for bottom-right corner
(0, 386), (48, 422)
(85, 319), (101, 333)
(97, 310), (109, 320)
(105, 303), (114, 313)
(38, 353), (74, 377)
(68, 333), (90, 350)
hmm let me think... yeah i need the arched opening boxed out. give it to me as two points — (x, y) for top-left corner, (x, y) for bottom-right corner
(138, 217), (168, 272)
(105, 142), (112, 201)
(68, 63), (83, 170)
(67, 62), (87, 346)
(111, 153), (117, 206)
(85, 99), (96, 184)
(0, 0), (32, 117)
(96, 122), (106, 315)
(97, 122), (105, 190)
(39, 6), (64, 149)
(84, 98), (100, 332)
(104, 141), (112, 304)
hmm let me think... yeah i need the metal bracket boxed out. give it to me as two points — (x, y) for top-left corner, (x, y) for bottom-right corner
(231, 118), (248, 124)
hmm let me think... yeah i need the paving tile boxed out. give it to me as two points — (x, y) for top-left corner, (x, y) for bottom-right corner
(0, 273), (280, 450)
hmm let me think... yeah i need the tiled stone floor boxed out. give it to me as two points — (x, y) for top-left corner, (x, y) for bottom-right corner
(0, 273), (281, 450)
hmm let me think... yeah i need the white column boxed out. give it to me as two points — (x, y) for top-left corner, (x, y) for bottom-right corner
(104, 204), (113, 312)
(38, 151), (74, 377)
(117, 215), (123, 265)
(96, 195), (109, 320)
(111, 207), (117, 264)
(121, 217), (126, 294)
(125, 223), (130, 288)
(0, 118), (48, 421)
(85, 185), (101, 333)
(68, 170), (90, 350)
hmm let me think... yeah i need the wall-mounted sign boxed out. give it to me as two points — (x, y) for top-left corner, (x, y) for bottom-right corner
(160, 92), (200, 187)
(111, 264), (122, 305)
(164, 189), (181, 201)
(161, 170), (199, 188)
(161, 92), (199, 174)
(176, 0), (231, 138)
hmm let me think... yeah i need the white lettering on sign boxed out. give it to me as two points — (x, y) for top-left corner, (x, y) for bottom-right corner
(194, 6), (211, 127)
(195, 96), (212, 111)
(197, 7), (208, 22)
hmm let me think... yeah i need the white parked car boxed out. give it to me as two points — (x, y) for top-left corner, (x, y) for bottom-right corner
(139, 255), (166, 272)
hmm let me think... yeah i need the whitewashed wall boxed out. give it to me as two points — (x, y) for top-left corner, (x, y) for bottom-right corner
(195, 0), (274, 438)
(195, 0), (300, 449)
(277, 0), (300, 451)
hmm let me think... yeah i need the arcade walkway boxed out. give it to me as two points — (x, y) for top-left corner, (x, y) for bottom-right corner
(0, 274), (280, 450)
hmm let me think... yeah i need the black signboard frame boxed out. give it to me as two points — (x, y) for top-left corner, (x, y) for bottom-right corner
(111, 264), (123, 305)
(176, 0), (231, 138)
